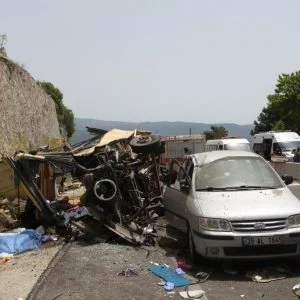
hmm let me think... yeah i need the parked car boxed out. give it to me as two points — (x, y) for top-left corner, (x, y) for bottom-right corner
(164, 150), (300, 261)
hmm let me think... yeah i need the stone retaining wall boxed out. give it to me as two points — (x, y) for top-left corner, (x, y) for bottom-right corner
(0, 57), (62, 155)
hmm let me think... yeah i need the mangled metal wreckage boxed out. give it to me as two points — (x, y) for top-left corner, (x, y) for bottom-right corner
(2, 128), (166, 244)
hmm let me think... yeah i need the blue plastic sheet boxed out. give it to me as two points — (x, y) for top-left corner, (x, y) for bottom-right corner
(0, 229), (42, 254)
(148, 265), (192, 287)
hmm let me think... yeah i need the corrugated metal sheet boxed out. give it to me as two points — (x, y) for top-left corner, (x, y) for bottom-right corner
(0, 160), (27, 200)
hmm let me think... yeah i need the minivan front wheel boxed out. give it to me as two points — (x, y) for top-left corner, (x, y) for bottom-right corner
(188, 227), (203, 264)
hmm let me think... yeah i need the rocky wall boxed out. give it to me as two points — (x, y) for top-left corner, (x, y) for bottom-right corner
(0, 57), (62, 155)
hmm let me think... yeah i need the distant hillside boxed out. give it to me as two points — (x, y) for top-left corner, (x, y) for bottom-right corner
(71, 118), (254, 144)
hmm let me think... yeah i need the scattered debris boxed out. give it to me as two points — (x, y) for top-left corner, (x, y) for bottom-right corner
(0, 128), (166, 245)
(0, 252), (14, 259)
(195, 271), (210, 283)
(148, 264), (192, 287)
(246, 267), (287, 283)
(0, 198), (21, 232)
(164, 281), (175, 291)
(167, 291), (176, 295)
(176, 267), (185, 275)
(157, 280), (165, 286)
(179, 289), (205, 299)
(177, 259), (193, 271)
(0, 252), (14, 264)
(292, 283), (300, 298)
(117, 268), (138, 277)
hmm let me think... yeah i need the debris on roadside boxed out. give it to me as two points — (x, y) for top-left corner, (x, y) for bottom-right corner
(164, 281), (175, 291)
(148, 264), (192, 287)
(0, 127), (167, 246)
(292, 283), (300, 298)
(179, 288), (205, 299)
(167, 291), (176, 295)
(0, 198), (23, 232)
(195, 271), (210, 283)
(177, 259), (193, 271)
(117, 268), (138, 277)
(176, 267), (185, 275)
(0, 252), (14, 264)
(245, 266), (288, 283)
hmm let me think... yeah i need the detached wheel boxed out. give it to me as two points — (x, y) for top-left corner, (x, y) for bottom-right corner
(130, 135), (161, 154)
(188, 226), (203, 264)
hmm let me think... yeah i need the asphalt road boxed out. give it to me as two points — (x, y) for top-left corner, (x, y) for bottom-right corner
(28, 240), (192, 300)
(29, 184), (300, 300)
(29, 241), (300, 300)
(289, 182), (300, 199)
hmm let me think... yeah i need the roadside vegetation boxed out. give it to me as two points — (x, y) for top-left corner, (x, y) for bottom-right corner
(0, 34), (7, 57)
(203, 125), (228, 140)
(252, 71), (300, 134)
(37, 81), (75, 139)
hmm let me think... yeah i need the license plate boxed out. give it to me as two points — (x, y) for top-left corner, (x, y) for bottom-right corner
(242, 236), (284, 246)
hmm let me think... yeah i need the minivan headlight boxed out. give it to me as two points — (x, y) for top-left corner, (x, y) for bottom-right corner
(288, 214), (300, 228)
(199, 217), (231, 232)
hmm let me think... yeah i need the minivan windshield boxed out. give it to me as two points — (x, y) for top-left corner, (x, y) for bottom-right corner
(224, 143), (251, 151)
(195, 156), (283, 190)
(279, 141), (300, 151)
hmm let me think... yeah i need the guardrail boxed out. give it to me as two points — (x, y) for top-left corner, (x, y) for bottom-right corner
(270, 161), (300, 180)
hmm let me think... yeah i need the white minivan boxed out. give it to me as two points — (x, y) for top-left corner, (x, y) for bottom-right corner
(205, 138), (251, 152)
(252, 131), (300, 161)
(164, 151), (299, 261)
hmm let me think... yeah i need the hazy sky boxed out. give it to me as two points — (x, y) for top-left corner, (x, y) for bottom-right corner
(1, 1), (300, 125)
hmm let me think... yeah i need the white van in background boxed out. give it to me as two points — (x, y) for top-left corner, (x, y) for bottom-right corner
(205, 137), (251, 152)
(252, 131), (300, 161)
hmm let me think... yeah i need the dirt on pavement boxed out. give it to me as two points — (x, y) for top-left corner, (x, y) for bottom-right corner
(0, 242), (63, 300)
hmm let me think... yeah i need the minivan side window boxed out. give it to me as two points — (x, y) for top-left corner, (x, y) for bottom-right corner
(178, 158), (193, 191)
(185, 158), (194, 180)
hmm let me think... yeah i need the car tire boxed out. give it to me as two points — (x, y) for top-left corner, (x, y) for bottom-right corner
(130, 135), (161, 154)
(188, 226), (204, 265)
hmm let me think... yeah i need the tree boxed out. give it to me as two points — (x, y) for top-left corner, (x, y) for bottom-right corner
(203, 125), (228, 140)
(0, 34), (7, 57)
(38, 81), (75, 138)
(252, 71), (300, 134)
(250, 106), (280, 135)
(0, 34), (7, 48)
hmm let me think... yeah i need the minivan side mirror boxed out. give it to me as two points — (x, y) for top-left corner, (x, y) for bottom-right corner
(281, 174), (294, 185)
(180, 179), (190, 193)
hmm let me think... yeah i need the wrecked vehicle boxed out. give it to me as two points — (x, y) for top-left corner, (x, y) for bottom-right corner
(1, 128), (165, 244)
(164, 150), (300, 261)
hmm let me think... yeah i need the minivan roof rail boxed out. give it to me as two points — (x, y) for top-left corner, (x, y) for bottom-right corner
(222, 136), (241, 139)
(256, 130), (292, 134)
